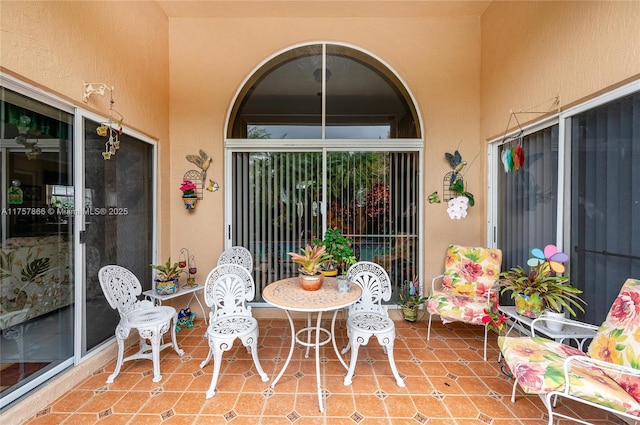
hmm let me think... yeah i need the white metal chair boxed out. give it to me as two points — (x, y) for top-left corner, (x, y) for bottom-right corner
(217, 246), (254, 271)
(341, 261), (405, 387)
(200, 263), (268, 399)
(98, 265), (184, 383)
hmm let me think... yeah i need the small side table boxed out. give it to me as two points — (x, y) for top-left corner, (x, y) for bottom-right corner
(143, 284), (207, 325)
(498, 305), (597, 349)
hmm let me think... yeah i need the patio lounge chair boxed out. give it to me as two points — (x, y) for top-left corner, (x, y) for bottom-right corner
(498, 278), (640, 425)
(426, 245), (503, 361)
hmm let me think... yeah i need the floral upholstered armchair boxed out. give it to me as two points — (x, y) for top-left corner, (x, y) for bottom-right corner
(426, 244), (502, 361)
(498, 278), (640, 425)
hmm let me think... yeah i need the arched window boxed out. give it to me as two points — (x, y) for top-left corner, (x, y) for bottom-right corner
(226, 43), (423, 304)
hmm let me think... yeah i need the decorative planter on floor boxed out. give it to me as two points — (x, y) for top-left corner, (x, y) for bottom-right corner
(402, 306), (418, 322)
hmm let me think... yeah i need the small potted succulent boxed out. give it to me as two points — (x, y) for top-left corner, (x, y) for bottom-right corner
(287, 244), (331, 290)
(180, 179), (198, 210)
(151, 257), (185, 295)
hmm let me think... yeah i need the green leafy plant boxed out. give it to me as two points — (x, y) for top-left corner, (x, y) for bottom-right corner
(313, 227), (356, 273)
(287, 244), (332, 276)
(150, 257), (185, 281)
(498, 262), (585, 317)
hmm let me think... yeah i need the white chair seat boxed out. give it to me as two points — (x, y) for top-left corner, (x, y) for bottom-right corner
(348, 312), (394, 333)
(207, 315), (258, 337)
(127, 306), (176, 327)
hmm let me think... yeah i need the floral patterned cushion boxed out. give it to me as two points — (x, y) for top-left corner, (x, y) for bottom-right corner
(426, 292), (489, 325)
(587, 278), (640, 403)
(442, 245), (502, 299)
(498, 336), (640, 415)
(426, 245), (502, 326)
(0, 236), (72, 328)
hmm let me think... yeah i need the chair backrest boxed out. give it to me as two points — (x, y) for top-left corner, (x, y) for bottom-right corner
(441, 245), (502, 298)
(217, 246), (253, 271)
(589, 278), (640, 368)
(347, 261), (391, 316)
(98, 265), (144, 316)
(203, 263), (255, 320)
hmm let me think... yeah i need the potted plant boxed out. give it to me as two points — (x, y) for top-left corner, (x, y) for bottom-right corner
(150, 257), (185, 295)
(180, 179), (198, 210)
(287, 244), (331, 290)
(396, 276), (428, 322)
(498, 261), (585, 320)
(313, 227), (356, 275)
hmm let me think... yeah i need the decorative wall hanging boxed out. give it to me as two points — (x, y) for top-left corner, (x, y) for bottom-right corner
(82, 82), (124, 160)
(442, 144), (477, 218)
(185, 149), (212, 197)
(180, 179), (198, 210)
(179, 248), (198, 287)
(499, 98), (560, 173)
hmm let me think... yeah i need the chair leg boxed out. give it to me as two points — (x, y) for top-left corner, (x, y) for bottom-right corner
(107, 336), (125, 384)
(200, 347), (213, 369)
(382, 339), (405, 387)
(150, 331), (162, 383)
(206, 351), (223, 399)
(427, 313), (433, 340)
(343, 341), (361, 386)
(482, 325), (488, 361)
(170, 313), (185, 357)
(243, 334), (269, 382)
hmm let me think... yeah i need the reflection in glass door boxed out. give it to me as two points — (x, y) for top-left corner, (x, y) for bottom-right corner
(0, 86), (74, 408)
(82, 118), (154, 354)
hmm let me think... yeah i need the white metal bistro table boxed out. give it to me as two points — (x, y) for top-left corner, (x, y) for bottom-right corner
(262, 276), (362, 412)
(143, 284), (208, 325)
(498, 305), (597, 349)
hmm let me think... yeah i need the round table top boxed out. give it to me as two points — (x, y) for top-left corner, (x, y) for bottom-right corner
(263, 277), (362, 312)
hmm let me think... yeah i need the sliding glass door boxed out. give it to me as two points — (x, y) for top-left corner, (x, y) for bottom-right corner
(0, 86), (74, 407)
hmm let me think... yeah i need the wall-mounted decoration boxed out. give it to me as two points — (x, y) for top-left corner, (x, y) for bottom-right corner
(206, 179), (219, 192)
(82, 82), (124, 160)
(186, 150), (212, 196)
(443, 145), (477, 219)
(180, 179), (198, 210)
(428, 191), (440, 204)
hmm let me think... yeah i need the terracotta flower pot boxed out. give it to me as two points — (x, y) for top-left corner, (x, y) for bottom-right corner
(299, 273), (324, 291)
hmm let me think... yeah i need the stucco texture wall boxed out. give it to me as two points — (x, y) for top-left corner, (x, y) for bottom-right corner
(481, 0), (640, 140)
(0, 0), (173, 252)
(168, 16), (484, 279)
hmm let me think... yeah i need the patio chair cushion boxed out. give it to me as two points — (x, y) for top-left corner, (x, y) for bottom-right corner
(587, 278), (640, 403)
(426, 292), (489, 325)
(498, 335), (640, 415)
(441, 245), (501, 299)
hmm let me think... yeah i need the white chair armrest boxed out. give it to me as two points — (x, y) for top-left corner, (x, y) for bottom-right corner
(430, 274), (445, 294)
(561, 355), (640, 394)
(531, 316), (599, 337)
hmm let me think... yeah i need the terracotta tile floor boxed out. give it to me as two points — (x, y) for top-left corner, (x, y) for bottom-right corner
(23, 318), (616, 425)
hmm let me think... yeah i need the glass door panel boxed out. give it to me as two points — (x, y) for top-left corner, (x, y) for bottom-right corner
(83, 118), (154, 353)
(0, 87), (74, 407)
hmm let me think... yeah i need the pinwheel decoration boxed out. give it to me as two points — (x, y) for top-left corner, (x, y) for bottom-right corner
(527, 244), (569, 273)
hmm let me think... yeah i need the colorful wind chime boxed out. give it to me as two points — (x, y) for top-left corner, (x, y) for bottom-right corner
(500, 112), (526, 173)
